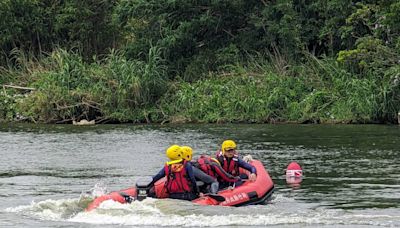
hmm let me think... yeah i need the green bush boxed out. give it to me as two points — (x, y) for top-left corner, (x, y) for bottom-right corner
(337, 37), (400, 75)
(15, 48), (168, 123)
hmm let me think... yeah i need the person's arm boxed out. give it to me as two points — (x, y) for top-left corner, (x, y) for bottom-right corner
(149, 167), (165, 186)
(212, 162), (239, 182)
(192, 166), (219, 194)
(238, 159), (257, 181)
(192, 167), (215, 184)
(238, 159), (257, 174)
(185, 163), (199, 194)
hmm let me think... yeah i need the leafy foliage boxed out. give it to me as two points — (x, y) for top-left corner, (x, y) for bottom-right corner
(0, 0), (399, 123)
(0, 0), (117, 61)
(15, 48), (167, 123)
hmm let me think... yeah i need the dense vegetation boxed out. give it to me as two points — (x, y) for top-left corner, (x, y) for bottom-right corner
(1, 0), (399, 123)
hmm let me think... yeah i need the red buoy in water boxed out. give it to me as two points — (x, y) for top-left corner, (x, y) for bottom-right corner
(286, 161), (303, 185)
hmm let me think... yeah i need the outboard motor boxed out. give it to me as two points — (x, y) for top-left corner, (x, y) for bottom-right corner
(135, 177), (153, 201)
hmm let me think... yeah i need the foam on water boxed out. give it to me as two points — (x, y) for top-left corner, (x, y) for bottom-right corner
(69, 199), (316, 226)
(4, 194), (400, 227)
(5, 198), (84, 220)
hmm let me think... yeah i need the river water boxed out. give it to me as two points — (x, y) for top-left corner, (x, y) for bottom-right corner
(0, 123), (399, 227)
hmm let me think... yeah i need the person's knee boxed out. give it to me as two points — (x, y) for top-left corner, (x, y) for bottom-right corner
(210, 182), (219, 194)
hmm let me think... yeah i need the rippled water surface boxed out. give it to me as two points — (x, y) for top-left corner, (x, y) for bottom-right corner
(0, 123), (399, 227)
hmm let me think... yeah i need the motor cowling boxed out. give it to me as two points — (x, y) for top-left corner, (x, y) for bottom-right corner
(135, 177), (153, 201)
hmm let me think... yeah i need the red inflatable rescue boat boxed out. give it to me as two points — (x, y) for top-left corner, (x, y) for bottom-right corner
(86, 159), (274, 211)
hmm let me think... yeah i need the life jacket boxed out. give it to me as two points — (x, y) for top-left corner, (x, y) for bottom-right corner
(164, 159), (192, 194)
(195, 154), (238, 183)
(216, 150), (239, 176)
(194, 155), (220, 178)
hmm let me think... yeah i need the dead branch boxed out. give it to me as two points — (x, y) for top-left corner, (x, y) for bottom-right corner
(2, 84), (36, 91)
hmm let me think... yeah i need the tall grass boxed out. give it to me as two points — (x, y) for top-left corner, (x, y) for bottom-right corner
(2, 48), (398, 124)
(14, 47), (168, 123)
(160, 53), (398, 124)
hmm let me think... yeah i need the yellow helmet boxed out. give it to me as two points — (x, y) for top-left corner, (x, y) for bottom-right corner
(166, 145), (183, 161)
(181, 146), (193, 161)
(221, 140), (237, 153)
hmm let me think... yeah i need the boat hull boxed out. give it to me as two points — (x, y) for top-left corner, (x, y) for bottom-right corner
(86, 160), (274, 211)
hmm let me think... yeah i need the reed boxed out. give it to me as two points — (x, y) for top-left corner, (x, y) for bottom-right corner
(1, 48), (398, 124)
(13, 47), (167, 123)
(160, 53), (397, 124)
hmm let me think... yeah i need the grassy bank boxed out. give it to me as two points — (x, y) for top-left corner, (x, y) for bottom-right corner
(1, 50), (399, 124)
(161, 56), (399, 124)
(1, 48), (168, 123)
